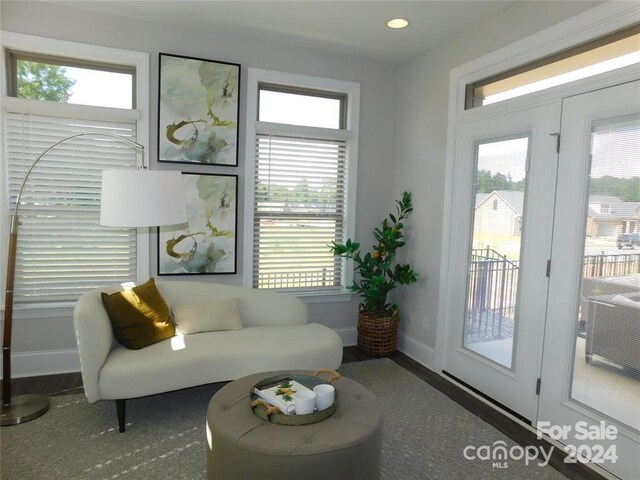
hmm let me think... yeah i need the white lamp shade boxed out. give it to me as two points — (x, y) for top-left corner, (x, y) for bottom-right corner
(100, 170), (187, 227)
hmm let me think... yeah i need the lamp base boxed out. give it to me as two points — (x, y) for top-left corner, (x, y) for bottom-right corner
(1, 394), (50, 426)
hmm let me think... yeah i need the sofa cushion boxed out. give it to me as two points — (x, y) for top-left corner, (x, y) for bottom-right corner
(173, 298), (243, 334)
(611, 294), (640, 306)
(156, 281), (308, 328)
(101, 278), (175, 350)
(98, 324), (343, 400)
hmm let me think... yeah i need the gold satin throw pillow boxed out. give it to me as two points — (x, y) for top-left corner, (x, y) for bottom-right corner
(101, 278), (175, 350)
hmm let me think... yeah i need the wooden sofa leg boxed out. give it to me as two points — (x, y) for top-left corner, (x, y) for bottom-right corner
(116, 399), (126, 433)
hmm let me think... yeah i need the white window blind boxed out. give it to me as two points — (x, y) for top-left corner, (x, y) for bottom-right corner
(253, 130), (349, 291)
(4, 111), (138, 302)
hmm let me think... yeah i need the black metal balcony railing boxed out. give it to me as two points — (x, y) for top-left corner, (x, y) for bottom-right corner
(583, 251), (640, 278)
(467, 247), (519, 339)
(467, 247), (640, 341)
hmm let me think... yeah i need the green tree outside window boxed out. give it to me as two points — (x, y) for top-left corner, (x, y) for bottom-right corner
(17, 60), (76, 102)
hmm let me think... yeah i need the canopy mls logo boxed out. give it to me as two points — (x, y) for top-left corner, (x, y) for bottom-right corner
(463, 441), (553, 469)
(463, 420), (620, 469)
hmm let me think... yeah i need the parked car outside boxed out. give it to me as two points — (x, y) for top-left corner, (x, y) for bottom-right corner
(616, 233), (640, 249)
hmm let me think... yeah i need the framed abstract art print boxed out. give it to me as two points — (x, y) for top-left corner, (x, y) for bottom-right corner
(158, 53), (240, 166)
(158, 172), (238, 275)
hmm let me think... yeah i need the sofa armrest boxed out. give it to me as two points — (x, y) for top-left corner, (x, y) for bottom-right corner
(73, 289), (116, 403)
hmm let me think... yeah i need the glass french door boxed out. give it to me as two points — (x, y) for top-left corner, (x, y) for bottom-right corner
(443, 79), (640, 478)
(443, 103), (560, 422)
(539, 80), (640, 480)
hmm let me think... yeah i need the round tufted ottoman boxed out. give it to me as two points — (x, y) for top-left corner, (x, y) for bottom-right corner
(206, 370), (383, 480)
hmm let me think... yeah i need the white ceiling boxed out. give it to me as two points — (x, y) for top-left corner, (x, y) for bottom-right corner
(51, 1), (518, 63)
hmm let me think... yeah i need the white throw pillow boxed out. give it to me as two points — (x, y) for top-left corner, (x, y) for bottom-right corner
(172, 298), (243, 334)
(611, 295), (640, 306)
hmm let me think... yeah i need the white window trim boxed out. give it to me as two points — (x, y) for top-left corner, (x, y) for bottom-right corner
(243, 67), (360, 303)
(436, 1), (640, 371)
(453, 3), (640, 122)
(0, 31), (150, 311)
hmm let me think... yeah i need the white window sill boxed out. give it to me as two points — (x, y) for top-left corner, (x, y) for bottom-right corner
(1, 301), (75, 319)
(2, 290), (355, 314)
(290, 290), (354, 304)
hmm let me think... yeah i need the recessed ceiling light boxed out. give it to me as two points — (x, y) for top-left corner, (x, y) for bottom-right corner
(387, 18), (410, 29)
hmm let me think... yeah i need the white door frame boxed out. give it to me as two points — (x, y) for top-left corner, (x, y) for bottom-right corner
(437, 1), (640, 374)
(437, 4), (640, 478)
(538, 81), (640, 480)
(442, 101), (560, 422)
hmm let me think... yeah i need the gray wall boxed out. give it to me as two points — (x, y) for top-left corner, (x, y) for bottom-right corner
(391, 0), (600, 362)
(0, 0), (398, 370)
(0, 0), (602, 374)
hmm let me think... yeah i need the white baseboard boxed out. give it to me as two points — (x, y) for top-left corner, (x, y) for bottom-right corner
(334, 327), (357, 346)
(0, 349), (80, 379)
(397, 332), (436, 370)
(1, 328), (423, 377)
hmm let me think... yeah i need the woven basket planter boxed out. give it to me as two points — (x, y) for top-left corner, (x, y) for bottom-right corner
(357, 309), (398, 357)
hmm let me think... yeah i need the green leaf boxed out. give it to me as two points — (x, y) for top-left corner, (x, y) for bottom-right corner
(328, 191), (418, 311)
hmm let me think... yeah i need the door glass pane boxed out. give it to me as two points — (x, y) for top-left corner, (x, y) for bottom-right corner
(573, 113), (640, 430)
(464, 137), (529, 368)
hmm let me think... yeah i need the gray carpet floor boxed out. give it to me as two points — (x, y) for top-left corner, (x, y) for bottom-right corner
(1, 358), (567, 479)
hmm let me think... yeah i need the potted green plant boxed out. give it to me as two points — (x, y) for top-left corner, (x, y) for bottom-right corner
(330, 191), (418, 356)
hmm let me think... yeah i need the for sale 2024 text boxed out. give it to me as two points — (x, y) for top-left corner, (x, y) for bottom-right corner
(537, 420), (619, 465)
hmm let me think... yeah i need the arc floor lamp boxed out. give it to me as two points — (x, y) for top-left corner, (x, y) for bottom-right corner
(1, 132), (187, 426)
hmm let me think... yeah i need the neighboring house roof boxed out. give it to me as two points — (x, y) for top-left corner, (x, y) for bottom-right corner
(475, 193), (489, 208)
(588, 195), (625, 205)
(475, 190), (524, 216)
(587, 195), (640, 221)
(613, 202), (640, 220)
(476, 191), (639, 221)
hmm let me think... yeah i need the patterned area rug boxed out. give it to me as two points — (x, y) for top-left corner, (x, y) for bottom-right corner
(1, 359), (566, 480)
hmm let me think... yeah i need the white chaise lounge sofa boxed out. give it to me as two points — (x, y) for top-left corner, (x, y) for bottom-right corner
(73, 280), (343, 431)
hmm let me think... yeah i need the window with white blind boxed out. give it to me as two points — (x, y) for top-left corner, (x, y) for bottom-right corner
(1, 32), (149, 305)
(4, 108), (139, 302)
(245, 69), (360, 296)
